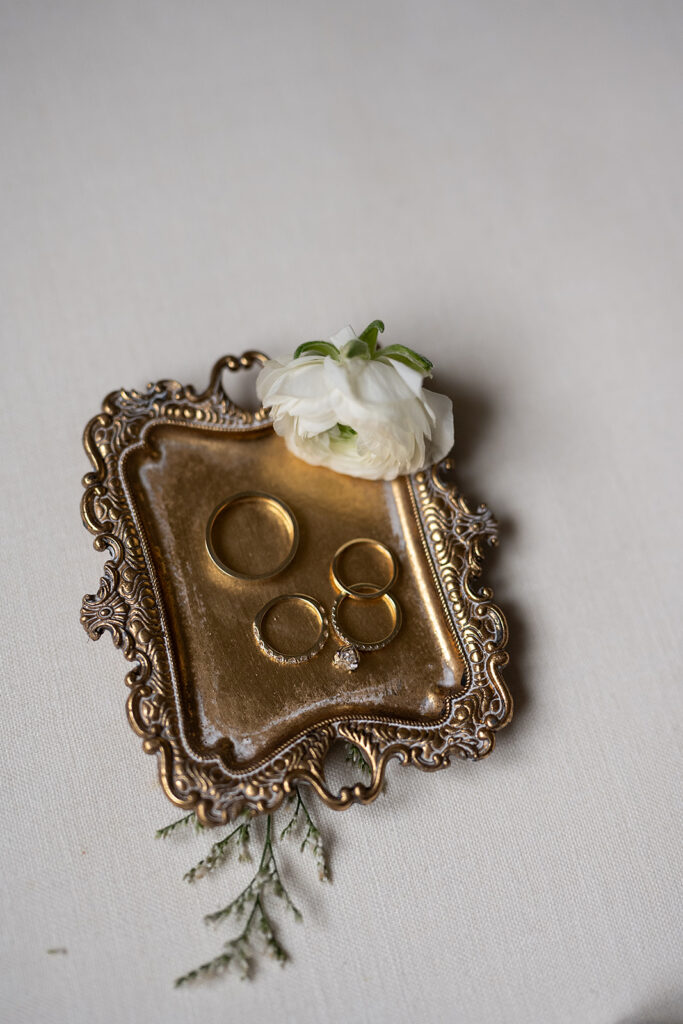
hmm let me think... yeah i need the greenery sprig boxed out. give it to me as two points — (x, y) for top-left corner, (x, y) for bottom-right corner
(280, 788), (329, 882)
(294, 319), (434, 377)
(204, 814), (301, 928)
(345, 742), (371, 778)
(183, 814), (251, 883)
(157, 786), (328, 986)
(175, 890), (287, 984)
(155, 811), (204, 839)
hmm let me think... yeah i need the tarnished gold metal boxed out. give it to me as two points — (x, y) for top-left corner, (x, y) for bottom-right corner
(253, 594), (328, 664)
(206, 491), (299, 580)
(331, 537), (398, 599)
(80, 352), (512, 825)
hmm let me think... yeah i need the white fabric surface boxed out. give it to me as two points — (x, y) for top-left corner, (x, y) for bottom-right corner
(1, 2), (682, 1022)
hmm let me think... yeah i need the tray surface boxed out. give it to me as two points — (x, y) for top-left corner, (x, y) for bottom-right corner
(126, 426), (465, 767)
(81, 354), (511, 823)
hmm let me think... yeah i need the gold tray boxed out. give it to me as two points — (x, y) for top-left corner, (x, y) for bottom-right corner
(80, 354), (512, 824)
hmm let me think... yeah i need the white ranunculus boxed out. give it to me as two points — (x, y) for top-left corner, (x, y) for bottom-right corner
(256, 322), (453, 481)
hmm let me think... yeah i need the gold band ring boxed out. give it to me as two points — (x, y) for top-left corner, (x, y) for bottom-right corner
(331, 538), (398, 600)
(331, 586), (402, 654)
(206, 491), (299, 580)
(253, 594), (328, 665)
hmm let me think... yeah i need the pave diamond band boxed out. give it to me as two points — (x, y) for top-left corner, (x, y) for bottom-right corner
(253, 593), (328, 665)
(331, 586), (402, 671)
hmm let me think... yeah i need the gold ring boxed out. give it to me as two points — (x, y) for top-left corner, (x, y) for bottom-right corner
(253, 594), (328, 665)
(206, 492), (299, 580)
(331, 587), (402, 671)
(331, 538), (398, 600)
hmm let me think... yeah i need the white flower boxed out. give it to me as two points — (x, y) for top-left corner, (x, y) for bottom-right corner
(256, 321), (453, 481)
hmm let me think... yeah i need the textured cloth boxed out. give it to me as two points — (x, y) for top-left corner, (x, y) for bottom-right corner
(1, 2), (682, 1022)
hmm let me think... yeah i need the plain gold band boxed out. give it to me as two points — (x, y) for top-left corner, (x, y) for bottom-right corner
(331, 537), (399, 600)
(206, 491), (299, 581)
(253, 593), (329, 665)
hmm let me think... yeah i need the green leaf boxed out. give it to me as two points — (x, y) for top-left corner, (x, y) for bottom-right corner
(336, 423), (357, 438)
(358, 319), (384, 357)
(377, 344), (433, 376)
(340, 338), (371, 359)
(293, 340), (341, 360)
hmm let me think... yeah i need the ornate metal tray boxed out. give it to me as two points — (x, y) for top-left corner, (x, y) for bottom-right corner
(80, 354), (512, 825)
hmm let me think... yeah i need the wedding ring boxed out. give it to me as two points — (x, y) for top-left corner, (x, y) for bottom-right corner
(253, 594), (328, 665)
(331, 587), (402, 671)
(206, 492), (299, 580)
(331, 538), (398, 600)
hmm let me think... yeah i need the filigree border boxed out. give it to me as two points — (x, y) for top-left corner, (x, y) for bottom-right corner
(80, 354), (512, 825)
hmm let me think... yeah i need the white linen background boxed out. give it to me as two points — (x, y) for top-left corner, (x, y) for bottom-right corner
(1, 2), (681, 1022)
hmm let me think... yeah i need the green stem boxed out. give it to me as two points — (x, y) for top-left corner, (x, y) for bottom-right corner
(296, 788), (316, 829)
(262, 813), (273, 866)
(155, 812), (197, 838)
(243, 894), (261, 935)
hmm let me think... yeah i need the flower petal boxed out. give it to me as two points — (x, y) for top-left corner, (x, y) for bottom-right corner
(380, 356), (427, 397)
(423, 390), (454, 462)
